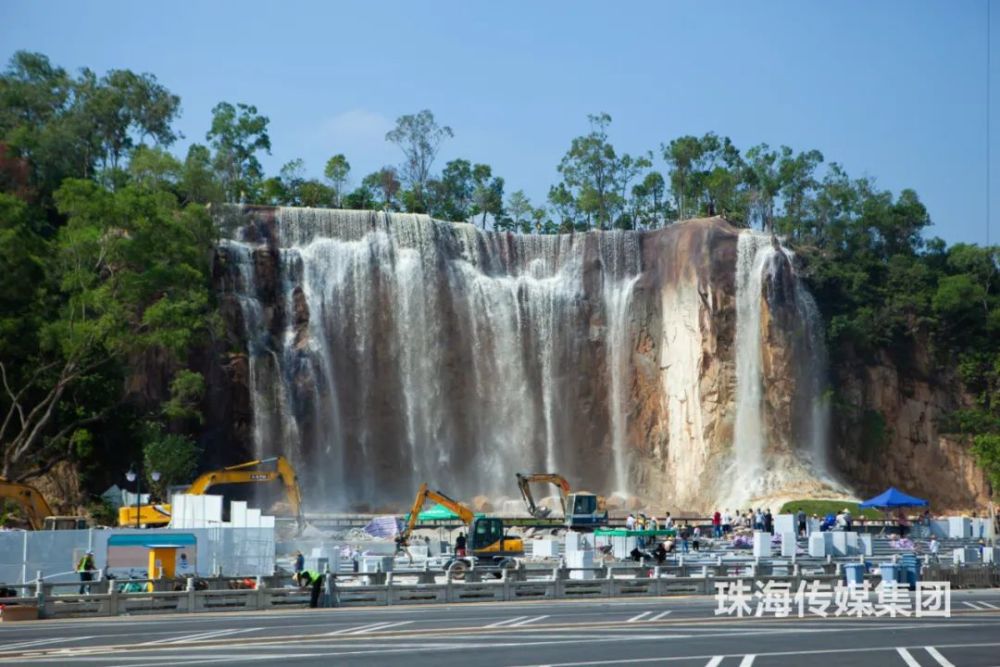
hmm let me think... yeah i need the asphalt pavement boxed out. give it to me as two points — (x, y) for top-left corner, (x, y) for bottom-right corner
(1, 589), (999, 666)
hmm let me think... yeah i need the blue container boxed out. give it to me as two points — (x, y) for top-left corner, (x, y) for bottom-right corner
(843, 562), (865, 585)
(880, 563), (900, 584)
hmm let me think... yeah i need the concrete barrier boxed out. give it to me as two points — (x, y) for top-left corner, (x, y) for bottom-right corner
(1, 561), (995, 619)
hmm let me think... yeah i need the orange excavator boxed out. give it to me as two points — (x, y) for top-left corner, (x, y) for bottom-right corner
(0, 478), (91, 530)
(398, 483), (523, 577)
(516, 472), (608, 530)
(117, 456), (304, 529)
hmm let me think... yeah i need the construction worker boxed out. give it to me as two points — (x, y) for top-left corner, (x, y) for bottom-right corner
(295, 570), (324, 608)
(77, 550), (97, 595)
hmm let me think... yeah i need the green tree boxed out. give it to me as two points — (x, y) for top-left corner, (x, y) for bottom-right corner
(385, 110), (452, 211)
(142, 422), (200, 496)
(471, 163), (504, 229)
(550, 113), (649, 230)
(428, 158), (473, 220)
(505, 190), (533, 232)
(205, 102), (271, 203)
(1, 179), (215, 481)
(323, 154), (350, 207)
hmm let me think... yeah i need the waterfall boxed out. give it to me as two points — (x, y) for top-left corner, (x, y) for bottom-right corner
(731, 230), (838, 507)
(219, 208), (642, 507)
(732, 232), (775, 499)
(605, 274), (639, 495)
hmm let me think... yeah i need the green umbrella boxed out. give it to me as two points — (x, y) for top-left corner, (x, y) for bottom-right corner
(414, 503), (461, 521)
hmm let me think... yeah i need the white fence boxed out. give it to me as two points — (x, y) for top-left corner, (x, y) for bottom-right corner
(0, 527), (275, 585)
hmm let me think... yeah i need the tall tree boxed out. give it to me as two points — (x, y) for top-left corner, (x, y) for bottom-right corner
(205, 102), (271, 203)
(551, 113), (650, 230)
(323, 154), (350, 207)
(505, 190), (533, 232)
(385, 109), (452, 211)
(471, 163), (504, 229)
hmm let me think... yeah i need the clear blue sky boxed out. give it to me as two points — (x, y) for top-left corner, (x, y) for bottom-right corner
(2, 0), (997, 244)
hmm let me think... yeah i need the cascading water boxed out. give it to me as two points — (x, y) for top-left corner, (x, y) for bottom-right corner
(729, 230), (842, 508)
(219, 208), (642, 507)
(732, 233), (770, 499)
(216, 208), (849, 512)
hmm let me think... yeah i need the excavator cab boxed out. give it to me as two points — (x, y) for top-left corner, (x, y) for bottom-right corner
(469, 517), (523, 556)
(565, 493), (607, 530)
(516, 472), (609, 531)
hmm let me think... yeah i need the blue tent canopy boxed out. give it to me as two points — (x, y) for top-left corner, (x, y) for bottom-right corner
(859, 487), (929, 509)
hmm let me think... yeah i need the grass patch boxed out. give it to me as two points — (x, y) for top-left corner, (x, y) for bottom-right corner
(779, 499), (882, 520)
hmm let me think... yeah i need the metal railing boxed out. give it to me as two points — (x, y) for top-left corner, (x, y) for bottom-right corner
(2, 559), (997, 620)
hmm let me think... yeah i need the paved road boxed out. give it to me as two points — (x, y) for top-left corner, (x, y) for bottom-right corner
(2, 589), (999, 666)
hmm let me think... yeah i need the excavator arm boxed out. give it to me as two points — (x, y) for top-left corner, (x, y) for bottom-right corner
(0, 478), (55, 530)
(187, 456), (304, 528)
(516, 473), (571, 518)
(397, 483), (475, 548)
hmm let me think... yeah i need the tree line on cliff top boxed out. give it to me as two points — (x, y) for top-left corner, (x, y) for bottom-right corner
(0, 51), (997, 509)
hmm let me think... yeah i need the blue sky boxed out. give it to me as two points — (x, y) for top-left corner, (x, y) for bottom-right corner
(2, 0), (997, 244)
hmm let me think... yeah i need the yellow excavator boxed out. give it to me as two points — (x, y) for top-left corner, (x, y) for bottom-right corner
(117, 456), (304, 529)
(398, 483), (523, 577)
(0, 478), (91, 530)
(515, 472), (608, 530)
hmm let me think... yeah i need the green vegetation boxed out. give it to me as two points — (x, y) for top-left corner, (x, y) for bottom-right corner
(1, 50), (997, 503)
(778, 500), (882, 521)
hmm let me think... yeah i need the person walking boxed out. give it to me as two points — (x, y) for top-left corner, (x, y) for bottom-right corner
(764, 509), (773, 533)
(712, 510), (721, 538)
(722, 509), (733, 535)
(625, 513), (636, 531)
(796, 508), (807, 537)
(455, 532), (467, 557)
(294, 550), (305, 575)
(77, 550), (97, 595)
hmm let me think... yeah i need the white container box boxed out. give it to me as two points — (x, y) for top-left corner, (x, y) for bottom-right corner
(753, 532), (773, 558)
(567, 549), (596, 580)
(532, 539), (559, 558)
(808, 533), (826, 557)
(780, 533), (797, 557)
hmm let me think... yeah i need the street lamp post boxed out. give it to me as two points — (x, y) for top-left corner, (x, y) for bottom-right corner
(126, 466), (161, 529)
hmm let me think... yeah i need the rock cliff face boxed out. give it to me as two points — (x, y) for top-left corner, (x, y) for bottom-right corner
(831, 350), (990, 511)
(203, 206), (987, 512)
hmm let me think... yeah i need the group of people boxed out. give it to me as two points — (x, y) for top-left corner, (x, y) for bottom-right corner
(710, 508), (776, 537)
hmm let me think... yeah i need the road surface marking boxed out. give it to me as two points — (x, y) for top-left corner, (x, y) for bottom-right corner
(738, 655), (756, 667)
(0, 636), (90, 651)
(143, 627), (261, 645)
(648, 611), (673, 621)
(347, 620), (413, 634)
(924, 646), (955, 667)
(485, 616), (531, 628)
(325, 621), (413, 635)
(509, 615), (550, 627)
(962, 601), (983, 610)
(626, 611), (652, 623)
(977, 602), (999, 610)
(704, 658), (724, 667)
(896, 647), (922, 667)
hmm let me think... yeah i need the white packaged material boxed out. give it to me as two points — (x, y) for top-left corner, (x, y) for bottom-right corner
(566, 549), (596, 580)
(532, 539), (559, 558)
(808, 533), (826, 557)
(753, 531), (773, 558)
(780, 533), (796, 557)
